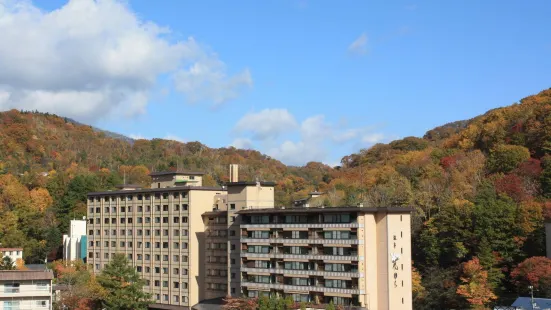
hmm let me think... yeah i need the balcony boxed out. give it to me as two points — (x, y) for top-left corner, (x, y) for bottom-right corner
(240, 253), (362, 261)
(241, 267), (363, 278)
(241, 282), (364, 295)
(0, 288), (52, 298)
(241, 223), (362, 229)
(241, 238), (362, 245)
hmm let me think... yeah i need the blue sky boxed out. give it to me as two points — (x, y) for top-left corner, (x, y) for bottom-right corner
(1, 0), (551, 166)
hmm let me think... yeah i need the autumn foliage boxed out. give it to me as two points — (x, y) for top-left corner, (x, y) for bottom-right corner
(456, 257), (497, 308)
(511, 256), (551, 297)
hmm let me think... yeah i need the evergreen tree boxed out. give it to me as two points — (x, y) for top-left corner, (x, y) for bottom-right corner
(0, 255), (16, 270)
(97, 254), (152, 310)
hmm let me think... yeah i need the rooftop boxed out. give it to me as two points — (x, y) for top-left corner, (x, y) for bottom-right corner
(226, 181), (276, 187)
(149, 170), (205, 177)
(0, 270), (53, 280)
(0, 248), (23, 251)
(238, 206), (414, 214)
(114, 184), (142, 189)
(87, 186), (225, 196)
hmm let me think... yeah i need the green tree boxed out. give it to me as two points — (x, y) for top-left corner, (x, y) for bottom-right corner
(325, 300), (336, 310)
(487, 144), (530, 173)
(0, 255), (16, 270)
(97, 254), (152, 310)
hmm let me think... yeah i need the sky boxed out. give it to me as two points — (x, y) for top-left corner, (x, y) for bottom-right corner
(0, 0), (550, 166)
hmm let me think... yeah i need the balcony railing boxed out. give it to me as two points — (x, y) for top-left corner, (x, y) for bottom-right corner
(241, 282), (364, 295)
(242, 238), (362, 245)
(241, 267), (363, 278)
(242, 223), (362, 229)
(240, 253), (362, 261)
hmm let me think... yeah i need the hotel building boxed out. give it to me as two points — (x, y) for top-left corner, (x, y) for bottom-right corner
(86, 170), (225, 309)
(238, 206), (413, 310)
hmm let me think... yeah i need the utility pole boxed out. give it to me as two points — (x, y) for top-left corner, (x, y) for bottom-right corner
(529, 285), (535, 310)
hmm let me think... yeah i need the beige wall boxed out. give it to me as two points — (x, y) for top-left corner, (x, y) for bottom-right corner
(188, 190), (221, 306)
(151, 175), (203, 188)
(361, 214), (378, 310)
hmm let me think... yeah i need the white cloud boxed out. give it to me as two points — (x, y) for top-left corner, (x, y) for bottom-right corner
(164, 134), (186, 143)
(129, 134), (146, 140)
(0, 0), (250, 122)
(234, 109), (298, 140)
(300, 115), (330, 141)
(348, 33), (368, 55)
(362, 133), (385, 144)
(268, 140), (326, 166)
(231, 138), (253, 149)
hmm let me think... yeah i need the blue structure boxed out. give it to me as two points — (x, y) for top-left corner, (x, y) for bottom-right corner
(512, 297), (551, 310)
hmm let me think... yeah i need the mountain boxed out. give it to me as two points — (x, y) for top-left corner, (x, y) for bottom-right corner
(1, 88), (551, 307)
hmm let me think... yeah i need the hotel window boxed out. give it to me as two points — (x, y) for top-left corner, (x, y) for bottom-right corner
(182, 217), (188, 223)
(120, 218), (126, 224)
(174, 229), (179, 236)
(174, 204), (180, 211)
(155, 229), (160, 236)
(155, 267), (160, 274)
(163, 217), (169, 223)
(138, 206), (143, 212)
(183, 204), (188, 210)
(182, 229), (188, 236)
(163, 193), (168, 199)
(104, 241), (109, 247)
(163, 242), (169, 249)
(120, 229), (126, 235)
(128, 217), (133, 223)
(155, 255), (160, 261)
(146, 205), (151, 212)
(163, 255), (169, 261)
(173, 192), (180, 198)
(173, 217), (180, 223)
(155, 242), (160, 249)
(163, 267), (168, 274)
(173, 268), (179, 275)
(155, 205), (161, 212)
(155, 217), (160, 223)
(154, 280), (160, 287)
(173, 282), (179, 289)
(145, 242), (150, 248)
(163, 229), (169, 236)
(230, 203), (235, 210)
(163, 205), (169, 211)
(173, 255), (179, 262)
(104, 219), (109, 224)
(137, 229), (143, 236)
(105, 207), (109, 213)
(112, 207), (117, 213)
(145, 217), (151, 223)
(146, 230), (151, 236)
(145, 254), (150, 261)
(174, 242), (179, 249)
(182, 242), (188, 249)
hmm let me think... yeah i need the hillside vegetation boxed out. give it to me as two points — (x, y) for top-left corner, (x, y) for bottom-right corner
(1, 89), (551, 308)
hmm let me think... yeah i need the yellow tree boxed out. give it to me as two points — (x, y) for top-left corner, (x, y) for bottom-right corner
(29, 188), (53, 212)
(456, 257), (497, 309)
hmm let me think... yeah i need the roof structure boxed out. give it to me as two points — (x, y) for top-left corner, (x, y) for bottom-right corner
(511, 297), (551, 309)
(0, 270), (54, 280)
(149, 170), (205, 177)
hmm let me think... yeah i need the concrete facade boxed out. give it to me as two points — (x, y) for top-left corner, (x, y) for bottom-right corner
(0, 270), (53, 310)
(238, 207), (413, 310)
(62, 220), (87, 261)
(86, 171), (225, 309)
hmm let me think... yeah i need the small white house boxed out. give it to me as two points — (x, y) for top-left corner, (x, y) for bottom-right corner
(0, 248), (23, 266)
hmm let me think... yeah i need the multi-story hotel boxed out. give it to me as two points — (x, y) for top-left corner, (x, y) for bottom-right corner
(0, 270), (53, 310)
(238, 206), (413, 310)
(202, 165), (275, 300)
(86, 165), (412, 310)
(86, 170), (226, 309)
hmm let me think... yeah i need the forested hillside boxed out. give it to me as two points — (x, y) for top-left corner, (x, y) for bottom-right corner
(1, 89), (551, 308)
(0, 109), (335, 262)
